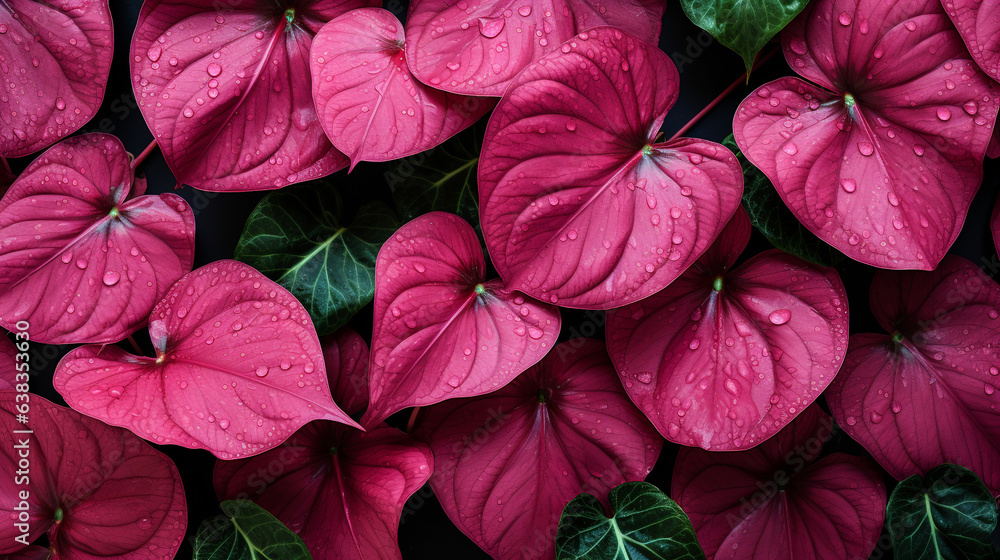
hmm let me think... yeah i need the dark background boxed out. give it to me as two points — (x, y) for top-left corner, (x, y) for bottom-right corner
(6, 0), (1000, 558)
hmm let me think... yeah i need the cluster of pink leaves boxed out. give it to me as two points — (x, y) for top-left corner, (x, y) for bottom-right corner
(1, 0), (1000, 558)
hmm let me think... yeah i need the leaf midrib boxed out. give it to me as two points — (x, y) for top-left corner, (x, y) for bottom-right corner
(275, 227), (347, 284)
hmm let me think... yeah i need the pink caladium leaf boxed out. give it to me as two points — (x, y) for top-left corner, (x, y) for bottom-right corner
(215, 328), (433, 560)
(826, 255), (1000, 495)
(0, 394), (187, 559)
(419, 338), (662, 560)
(362, 212), (560, 427)
(310, 8), (491, 168)
(0, 547), (52, 560)
(480, 27), (743, 309)
(405, 0), (664, 96)
(130, 0), (377, 191)
(672, 404), (886, 560)
(943, 0), (1000, 82)
(734, 0), (1000, 270)
(0, 134), (196, 344)
(0, 0), (113, 157)
(606, 207), (849, 450)
(53, 260), (360, 459)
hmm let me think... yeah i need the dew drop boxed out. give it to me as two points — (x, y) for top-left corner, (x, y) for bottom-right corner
(768, 309), (791, 325)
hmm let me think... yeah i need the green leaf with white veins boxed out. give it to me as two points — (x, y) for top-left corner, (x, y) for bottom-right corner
(193, 500), (312, 560)
(679, 0), (809, 72)
(235, 181), (398, 336)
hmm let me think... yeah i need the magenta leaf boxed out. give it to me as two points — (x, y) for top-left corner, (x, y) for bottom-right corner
(734, 0), (1000, 270)
(0, 394), (187, 559)
(130, 0), (376, 191)
(0, 547), (52, 560)
(310, 8), (491, 168)
(53, 260), (359, 459)
(405, 0), (665, 96)
(672, 404), (886, 560)
(419, 338), (662, 560)
(0, 133), (196, 344)
(363, 212), (560, 427)
(825, 255), (1000, 496)
(606, 207), (849, 450)
(943, 0), (1000, 82)
(215, 327), (433, 560)
(0, 0), (113, 157)
(480, 27), (743, 309)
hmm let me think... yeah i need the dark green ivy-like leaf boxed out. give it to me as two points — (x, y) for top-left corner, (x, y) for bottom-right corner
(384, 118), (484, 232)
(193, 500), (312, 560)
(556, 481), (706, 560)
(679, 0), (809, 72)
(886, 464), (999, 560)
(234, 181), (398, 336)
(722, 134), (845, 267)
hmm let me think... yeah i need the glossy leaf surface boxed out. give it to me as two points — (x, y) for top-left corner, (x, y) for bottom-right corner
(679, 0), (807, 71)
(193, 500), (311, 560)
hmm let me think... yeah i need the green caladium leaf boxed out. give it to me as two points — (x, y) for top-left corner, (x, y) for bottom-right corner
(193, 500), (312, 560)
(556, 481), (706, 560)
(722, 134), (844, 267)
(385, 118), (484, 232)
(679, 0), (809, 72)
(235, 181), (398, 336)
(887, 464), (999, 560)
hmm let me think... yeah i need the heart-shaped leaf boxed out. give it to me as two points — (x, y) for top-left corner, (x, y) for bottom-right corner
(215, 328), (433, 560)
(0, 0), (114, 157)
(480, 27), (744, 309)
(679, 0), (807, 72)
(130, 0), (376, 191)
(0, 133), (196, 344)
(556, 481), (705, 560)
(362, 212), (560, 427)
(826, 255), (1000, 496)
(53, 260), (359, 459)
(310, 8), (491, 168)
(193, 500), (311, 560)
(734, 0), (1000, 270)
(722, 135), (845, 266)
(388, 117), (485, 231)
(943, 0), (1000, 83)
(405, 0), (665, 96)
(419, 338), (662, 560)
(235, 181), (398, 336)
(672, 404), (887, 560)
(0, 394), (188, 559)
(606, 207), (849, 451)
(887, 463), (998, 560)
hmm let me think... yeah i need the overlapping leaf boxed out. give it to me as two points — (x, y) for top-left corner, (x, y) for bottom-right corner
(556, 481), (705, 560)
(130, 0), (377, 191)
(0, 394), (187, 559)
(672, 404), (886, 560)
(0, 133), (195, 344)
(0, 0), (114, 157)
(310, 8), (490, 167)
(420, 339), (662, 560)
(826, 255), (1000, 495)
(215, 328), (433, 560)
(734, 0), (1000, 269)
(607, 207), (849, 450)
(193, 500), (311, 560)
(480, 27), (743, 309)
(363, 212), (560, 427)
(943, 0), (1000, 82)
(53, 260), (359, 459)
(887, 464), (998, 560)
(235, 181), (397, 336)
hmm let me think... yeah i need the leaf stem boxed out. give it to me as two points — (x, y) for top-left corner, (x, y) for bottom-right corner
(406, 407), (421, 432)
(0, 156), (12, 177)
(668, 45), (780, 142)
(131, 140), (159, 171)
(127, 335), (143, 355)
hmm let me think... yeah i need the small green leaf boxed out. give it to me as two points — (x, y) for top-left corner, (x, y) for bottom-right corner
(887, 464), (999, 560)
(385, 118), (484, 232)
(234, 181), (398, 336)
(722, 134), (845, 267)
(193, 500), (312, 560)
(679, 0), (809, 72)
(556, 481), (706, 560)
